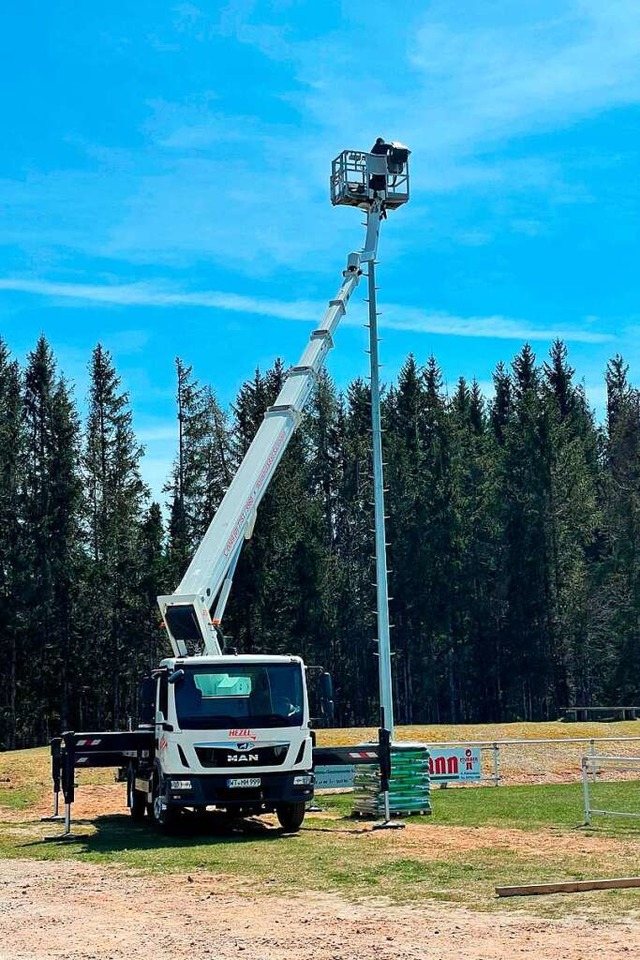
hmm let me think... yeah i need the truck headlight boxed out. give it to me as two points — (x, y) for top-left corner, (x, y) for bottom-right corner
(293, 774), (313, 786)
(170, 780), (192, 790)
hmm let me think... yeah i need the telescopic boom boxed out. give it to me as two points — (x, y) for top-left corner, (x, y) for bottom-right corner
(158, 144), (410, 657)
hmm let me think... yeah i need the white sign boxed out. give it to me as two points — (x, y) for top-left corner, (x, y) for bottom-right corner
(428, 747), (481, 782)
(315, 764), (355, 790)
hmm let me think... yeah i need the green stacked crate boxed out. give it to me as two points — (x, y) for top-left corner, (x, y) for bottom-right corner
(388, 745), (431, 814)
(353, 742), (431, 818)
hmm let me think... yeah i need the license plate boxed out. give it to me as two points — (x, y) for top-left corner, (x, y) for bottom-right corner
(226, 777), (261, 789)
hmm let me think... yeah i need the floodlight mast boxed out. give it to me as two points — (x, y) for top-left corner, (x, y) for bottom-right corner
(158, 143), (411, 659)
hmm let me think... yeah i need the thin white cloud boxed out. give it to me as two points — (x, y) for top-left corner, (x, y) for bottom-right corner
(379, 308), (612, 344)
(0, 277), (613, 344)
(0, 278), (320, 321)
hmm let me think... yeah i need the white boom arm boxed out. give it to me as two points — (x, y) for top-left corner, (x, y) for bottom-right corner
(158, 200), (384, 657)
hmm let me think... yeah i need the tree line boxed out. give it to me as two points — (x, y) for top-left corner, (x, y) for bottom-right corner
(1, 334), (639, 748)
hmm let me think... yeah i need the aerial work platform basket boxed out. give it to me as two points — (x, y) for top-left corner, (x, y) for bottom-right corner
(330, 144), (410, 210)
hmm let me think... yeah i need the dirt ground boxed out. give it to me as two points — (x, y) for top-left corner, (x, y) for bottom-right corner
(1, 857), (639, 960)
(3, 753), (640, 959)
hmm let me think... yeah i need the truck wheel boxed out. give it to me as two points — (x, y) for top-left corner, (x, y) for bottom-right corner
(276, 801), (306, 832)
(128, 777), (147, 821)
(152, 775), (179, 832)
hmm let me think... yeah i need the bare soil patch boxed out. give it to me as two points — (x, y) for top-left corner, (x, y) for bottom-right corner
(3, 784), (126, 825)
(362, 821), (632, 860)
(1, 858), (639, 960)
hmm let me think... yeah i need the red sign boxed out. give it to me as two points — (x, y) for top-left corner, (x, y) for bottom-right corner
(429, 747), (481, 781)
(228, 729), (257, 741)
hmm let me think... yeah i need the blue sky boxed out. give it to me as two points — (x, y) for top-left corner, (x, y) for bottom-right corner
(1, 0), (639, 500)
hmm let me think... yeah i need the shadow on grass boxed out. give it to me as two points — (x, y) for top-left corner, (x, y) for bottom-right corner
(26, 810), (298, 853)
(301, 822), (374, 835)
(578, 820), (640, 836)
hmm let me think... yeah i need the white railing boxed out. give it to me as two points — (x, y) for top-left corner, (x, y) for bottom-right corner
(581, 754), (640, 824)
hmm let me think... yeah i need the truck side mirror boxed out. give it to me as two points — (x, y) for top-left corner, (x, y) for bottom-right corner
(320, 671), (333, 701)
(138, 677), (155, 726)
(320, 672), (335, 727)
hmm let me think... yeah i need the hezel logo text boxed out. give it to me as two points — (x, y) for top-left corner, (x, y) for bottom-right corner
(229, 728), (257, 741)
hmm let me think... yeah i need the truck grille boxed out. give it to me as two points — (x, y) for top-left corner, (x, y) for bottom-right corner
(195, 745), (288, 768)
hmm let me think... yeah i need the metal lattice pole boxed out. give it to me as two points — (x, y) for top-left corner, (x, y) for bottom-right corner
(367, 258), (394, 740)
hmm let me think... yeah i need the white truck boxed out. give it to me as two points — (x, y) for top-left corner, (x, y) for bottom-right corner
(47, 144), (410, 834)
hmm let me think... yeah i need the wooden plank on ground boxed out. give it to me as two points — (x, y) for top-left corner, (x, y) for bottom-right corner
(496, 877), (640, 897)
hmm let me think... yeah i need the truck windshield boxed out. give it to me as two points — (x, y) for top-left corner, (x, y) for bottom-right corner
(173, 663), (305, 730)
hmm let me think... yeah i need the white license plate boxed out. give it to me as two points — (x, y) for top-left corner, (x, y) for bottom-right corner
(226, 777), (261, 789)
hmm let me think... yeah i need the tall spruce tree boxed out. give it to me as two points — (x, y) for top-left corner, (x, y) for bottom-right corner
(165, 359), (232, 589)
(19, 337), (83, 743)
(421, 357), (458, 721)
(137, 502), (168, 671)
(82, 345), (149, 728)
(294, 373), (342, 671)
(497, 345), (556, 718)
(601, 356), (640, 701)
(384, 355), (430, 723)
(0, 342), (24, 748)
(449, 377), (502, 721)
(542, 341), (602, 708)
(331, 379), (377, 724)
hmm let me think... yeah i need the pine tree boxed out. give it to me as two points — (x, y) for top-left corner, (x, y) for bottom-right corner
(165, 359), (232, 588)
(542, 341), (603, 708)
(137, 502), (168, 671)
(331, 378), (377, 724)
(0, 341), (24, 748)
(18, 337), (83, 743)
(422, 357), (459, 721)
(300, 372), (343, 674)
(491, 362), (512, 444)
(82, 345), (149, 728)
(600, 356), (640, 701)
(497, 345), (556, 718)
(449, 376), (503, 720)
(384, 355), (429, 723)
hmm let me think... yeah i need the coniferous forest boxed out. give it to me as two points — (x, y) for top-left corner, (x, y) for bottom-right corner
(2, 333), (640, 748)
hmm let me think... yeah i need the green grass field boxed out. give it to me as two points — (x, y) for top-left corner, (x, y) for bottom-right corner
(1, 724), (639, 919)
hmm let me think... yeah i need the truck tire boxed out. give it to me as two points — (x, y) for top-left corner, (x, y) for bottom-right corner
(276, 801), (306, 832)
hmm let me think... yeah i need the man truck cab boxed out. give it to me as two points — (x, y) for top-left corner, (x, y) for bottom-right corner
(132, 655), (314, 831)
